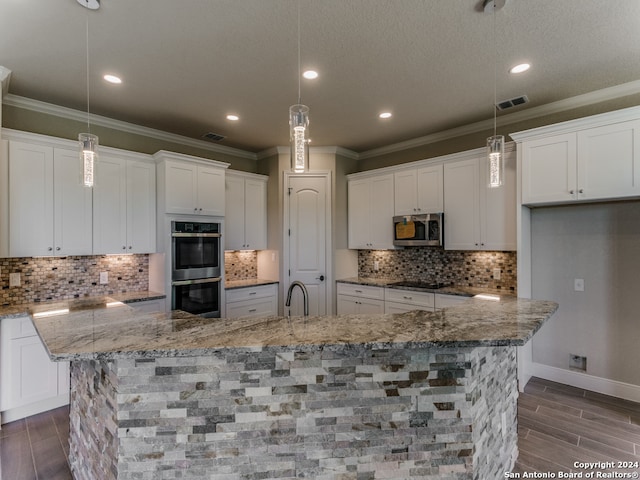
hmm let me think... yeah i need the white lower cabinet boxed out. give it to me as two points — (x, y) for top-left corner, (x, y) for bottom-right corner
(336, 283), (385, 315)
(225, 284), (278, 319)
(384, 288), (435, 314)
(434, 293), (468, 310)
(0, 316), (69, 424)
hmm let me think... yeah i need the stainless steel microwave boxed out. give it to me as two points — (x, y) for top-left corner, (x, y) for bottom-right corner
(393, 213), (443, 247)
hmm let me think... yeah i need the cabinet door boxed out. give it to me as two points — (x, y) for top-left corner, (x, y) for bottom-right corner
(93, 155), (128, 254)
(164, 161), (197, 214)
(8, 142), (54, 257)
(394, 169), (418, 215)
(577, 120), (640, 200)
(348, 178), (371, 249)
(127, 160), (156, 253)
(369, 174), (395, 249)
(337, 295), (358, 315)
(7, 336), (59, 410)
(53, 149), (93, 255)
(444, 158), (480, 250)
(521, 133), (577, 205)
(225, 175), (246, 250)
(480, 149), (517, 251)
(244, 179), (267, 250)
(417, 164), (444, 213)
(197, 165), (225, 216)
(357, 298), (385, 314)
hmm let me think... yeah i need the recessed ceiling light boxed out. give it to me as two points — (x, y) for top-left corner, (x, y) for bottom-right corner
(103, 74), (122, 84)
(379, 112), (392, 119)
(509, 63), (530, 74)
(226, 114), (240, 121)
(303, 70), (318, 80)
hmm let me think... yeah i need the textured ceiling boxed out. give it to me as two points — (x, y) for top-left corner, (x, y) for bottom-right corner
(1, 0), (640, 153)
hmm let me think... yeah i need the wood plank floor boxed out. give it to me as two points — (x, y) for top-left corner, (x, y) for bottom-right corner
(514, 376), (640, 476)
(1, 377), (639, 478)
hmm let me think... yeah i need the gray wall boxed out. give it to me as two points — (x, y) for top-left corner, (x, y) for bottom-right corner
(531, 201), (640, 386)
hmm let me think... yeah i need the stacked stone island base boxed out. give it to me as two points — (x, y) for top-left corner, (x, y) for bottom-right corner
(69, 345), (518, 480)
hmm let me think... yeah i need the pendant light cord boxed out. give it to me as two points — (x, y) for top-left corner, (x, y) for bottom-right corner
(85, 14), (91, 133)
(297, 1), (301, 105)
(492, 2), (497, 138)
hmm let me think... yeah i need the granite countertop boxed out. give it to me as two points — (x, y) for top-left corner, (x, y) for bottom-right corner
(337, 277), (512, 298)
(31, 295), (558, 361)
(0, 291), (165, 319)
(225, 278), (279, 290)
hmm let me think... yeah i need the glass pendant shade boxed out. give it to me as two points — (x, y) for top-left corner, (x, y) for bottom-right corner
(289, 104), (310, 172)
(487, 134), (504, 188)
(79, 132), (98, 187)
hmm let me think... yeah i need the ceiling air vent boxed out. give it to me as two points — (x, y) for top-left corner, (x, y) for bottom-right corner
(202, 132), (226, 142)
(496, 95), (529, 111)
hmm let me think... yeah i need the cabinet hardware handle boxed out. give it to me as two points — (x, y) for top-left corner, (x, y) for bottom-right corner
(569, 190), (574, 195)
(579, 189), (584, 194)
(56, 247), (61, 251)
(403, 296), (413, 300)
(355, 289), (363, 293)
(199, 208), (203, 211)
(194, 207), (198, 211)
(48, 247), (53, 251)
(122, 246), (127, 250)
(249, 292), (257, 295)
(249, 309), (257, 313)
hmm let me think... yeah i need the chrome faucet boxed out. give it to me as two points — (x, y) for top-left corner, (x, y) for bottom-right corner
(285, 281), (309, 317)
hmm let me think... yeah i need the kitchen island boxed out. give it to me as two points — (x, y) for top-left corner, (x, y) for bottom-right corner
(31, 296), (557, 480)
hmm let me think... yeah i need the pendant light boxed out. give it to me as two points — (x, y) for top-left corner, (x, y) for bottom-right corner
(289, 1), (310, 173)
(485, 0), (504, 188)
(79, 3), (99, 187)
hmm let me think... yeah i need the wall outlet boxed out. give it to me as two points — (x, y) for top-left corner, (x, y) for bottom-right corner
(493, 268), (501, 280)
(9, 272), (21, 287)
(99, 272), (109, 284)
(374, 260), (379, 272)
(574, 278), (585, 291)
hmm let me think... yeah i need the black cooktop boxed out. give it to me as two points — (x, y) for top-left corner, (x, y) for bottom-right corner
(389, 280), (451, 290)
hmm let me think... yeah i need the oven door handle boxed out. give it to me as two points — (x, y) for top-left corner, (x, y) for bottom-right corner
(172, 277), (221, 286)
(171, 232), (221, 238)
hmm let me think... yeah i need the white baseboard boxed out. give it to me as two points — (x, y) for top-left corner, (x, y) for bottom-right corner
(0, 394), (69, 425)
(527, 362), (640, 403)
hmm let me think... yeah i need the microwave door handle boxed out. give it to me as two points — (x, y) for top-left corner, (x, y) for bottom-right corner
(172, 277), (221, 286)
(171, 232), (221, 238)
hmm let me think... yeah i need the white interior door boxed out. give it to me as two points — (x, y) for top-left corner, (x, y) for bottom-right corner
(286, 174), (330, 316)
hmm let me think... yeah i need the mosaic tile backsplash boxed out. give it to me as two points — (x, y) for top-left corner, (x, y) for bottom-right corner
(359, 248), (517, 293)
(0, 255), (149, 307)
(224, 250), (258, 281)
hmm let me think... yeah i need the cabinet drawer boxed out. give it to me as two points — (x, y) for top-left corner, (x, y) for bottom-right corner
(434, 293), (469, 310)
(336, 283), (384, 300)
(385, 301), (434, 314)
(1, 316), (37, 340)
(385, 288), (435, 308)
(226, 283), (277, 303)
(226, 298), (277, 319)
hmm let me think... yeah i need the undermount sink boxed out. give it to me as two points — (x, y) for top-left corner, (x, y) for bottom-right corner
(388, 280), (451, 290)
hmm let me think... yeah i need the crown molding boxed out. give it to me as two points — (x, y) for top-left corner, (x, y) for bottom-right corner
(358, 80), (640, 160)
(2, 94), (258, 161)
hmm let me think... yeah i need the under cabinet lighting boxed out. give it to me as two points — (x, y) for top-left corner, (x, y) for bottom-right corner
(379, 112), (392, 119)
(474, 294), (501, 301)
(509, 63), (530, 74)
(106, 301), (125, 308)
(226, 114), (240, 121)
(33, 308), (70, 318)
(303, 70), (318, 79)
(103, 74), (122, 84)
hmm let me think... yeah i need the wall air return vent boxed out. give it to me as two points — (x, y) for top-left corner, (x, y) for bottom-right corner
(202, 132), (226, 142)
(496, 94), (529, 111)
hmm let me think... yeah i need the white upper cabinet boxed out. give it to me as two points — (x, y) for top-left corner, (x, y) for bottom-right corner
(157, 154), (228, 216)
(93, 154), (156, 254)
(444, 148), (516, 251)
(225, 171), (267, 251)
(348, 173), (395, 249)
(8, 141), (92, 257)
(394, 164), (443, 215)
(515, 108), (640, 206)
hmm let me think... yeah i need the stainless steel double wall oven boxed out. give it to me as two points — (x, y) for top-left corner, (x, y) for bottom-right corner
(171, 221), (221, 318)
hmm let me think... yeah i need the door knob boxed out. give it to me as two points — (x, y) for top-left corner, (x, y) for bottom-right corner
(316, 275), (325, 281)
